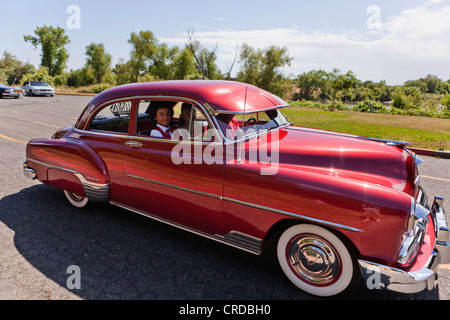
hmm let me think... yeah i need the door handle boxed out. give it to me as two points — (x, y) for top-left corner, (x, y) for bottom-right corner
(125, 141), (143, 148)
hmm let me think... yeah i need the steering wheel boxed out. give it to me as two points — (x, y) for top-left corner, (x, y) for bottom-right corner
(244, 117), (257, 127)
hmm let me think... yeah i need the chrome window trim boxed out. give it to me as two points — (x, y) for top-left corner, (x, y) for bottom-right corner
(73, 127), (223, 146)
(83, 96), (135, 132)
(77, 95), (224, 144)
(218, 109), (291, 145)
(211, 104), (289, 115)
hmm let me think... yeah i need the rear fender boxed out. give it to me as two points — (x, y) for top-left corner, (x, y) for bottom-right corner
(26, 138), (109, 202)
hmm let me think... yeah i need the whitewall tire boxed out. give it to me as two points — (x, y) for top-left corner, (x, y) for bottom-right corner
(277, 224), (355, 297)
(64, 190), (88, 208)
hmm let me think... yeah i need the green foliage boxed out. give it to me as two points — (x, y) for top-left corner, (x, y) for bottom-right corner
(295, 70), (329, 100)
(441, 93), (450, 110)
(404, 74), (450, 94)
(66, 67), (95, 87)
(13, 25), (450, 122)
(0, 50), (36, 85)
(127, 30), (199, 81)
(237, 42), (292, 97)
(392, 87), (422, 109)
(327, 69), (356, 111)
(24, 25), (70, 76)
(354, 100), (387, 113)
(91, 83), (111, 93)
(85, 43), (112, 84)
(21, 66), (54, 85)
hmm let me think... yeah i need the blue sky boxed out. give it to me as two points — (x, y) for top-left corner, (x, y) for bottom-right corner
(1, 0), (449, 85)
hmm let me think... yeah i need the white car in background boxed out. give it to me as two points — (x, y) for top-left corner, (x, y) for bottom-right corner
(21, 81), (55, 97)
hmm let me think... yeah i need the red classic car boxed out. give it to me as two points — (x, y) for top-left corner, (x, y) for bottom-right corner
(23, 80), (449, 297)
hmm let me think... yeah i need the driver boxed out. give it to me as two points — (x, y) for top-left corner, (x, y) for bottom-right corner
(215, 114), (240, 140)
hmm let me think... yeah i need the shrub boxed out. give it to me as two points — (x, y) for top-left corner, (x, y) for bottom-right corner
(441, 93), (450, 111)
(91, 83), (110, 93)
(354, 99), (387, 113)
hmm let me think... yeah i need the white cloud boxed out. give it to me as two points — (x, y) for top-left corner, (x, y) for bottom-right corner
(162, 2), (450, 84)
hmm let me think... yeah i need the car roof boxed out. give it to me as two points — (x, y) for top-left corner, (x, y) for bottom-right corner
(87, 80), (288, 114)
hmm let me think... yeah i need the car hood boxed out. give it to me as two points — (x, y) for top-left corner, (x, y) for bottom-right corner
(244, 125), (417, 195)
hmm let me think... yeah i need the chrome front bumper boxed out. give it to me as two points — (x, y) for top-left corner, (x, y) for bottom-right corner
(358, 196), (450, 294)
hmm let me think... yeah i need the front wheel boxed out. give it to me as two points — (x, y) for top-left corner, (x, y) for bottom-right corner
(277, 224), (355, 297)
(64, 190), (88, 208)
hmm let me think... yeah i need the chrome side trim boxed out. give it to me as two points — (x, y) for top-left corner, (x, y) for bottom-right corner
(110, 201), (262, 255)
(219, 231), (262, 253)
(127, 174), (363, 233)
(127, 174), (222, 200)
(357, 137), (411, 148)
(82, 183), (109, 203)
(27, 158), (109, 202)
(223, 197), (364, 233)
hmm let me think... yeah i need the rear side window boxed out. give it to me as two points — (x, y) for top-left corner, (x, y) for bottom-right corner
(90, 100), (132, 134)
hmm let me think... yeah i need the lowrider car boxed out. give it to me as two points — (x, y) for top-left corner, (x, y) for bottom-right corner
(23, 80), (449, 297)
(21, 81), (55, 97)
(0, 83), (23, 98)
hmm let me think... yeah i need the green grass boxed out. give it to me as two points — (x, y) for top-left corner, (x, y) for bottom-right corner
(284, 107), (450, 150)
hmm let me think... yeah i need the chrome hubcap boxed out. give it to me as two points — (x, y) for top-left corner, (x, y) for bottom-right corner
(68, 192), (85, 202)
(287, 235), (341, 285)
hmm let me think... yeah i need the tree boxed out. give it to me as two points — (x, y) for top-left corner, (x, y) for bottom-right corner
(128, 30), (159, 82)
(24, 25), (70, 76)
(237, 43), (292, 96)
(0, 51), (35, 85)
(186, 29), (222, 80)
(327, 69), (356, 110)
(128, 30), (197, 81)
(85, 43), (112, 83)
(296, 69), (329, 100)
(172, 47), (197, 80)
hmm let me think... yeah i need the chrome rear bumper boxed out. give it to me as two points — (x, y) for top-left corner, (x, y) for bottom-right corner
(358, 196), (449, 294)
(23, 161), (37, 180)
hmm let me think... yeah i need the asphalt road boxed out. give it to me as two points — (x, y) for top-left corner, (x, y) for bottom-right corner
(0, 95), (449, 301)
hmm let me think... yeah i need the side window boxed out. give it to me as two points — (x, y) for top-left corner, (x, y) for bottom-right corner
(173, 104), (216, 142)
(135, 100), (154, 136)
(90, 100), (132, 133)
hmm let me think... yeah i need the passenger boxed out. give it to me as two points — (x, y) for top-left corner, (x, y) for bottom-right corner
(173, 103), (195, 140)
(149, 102), (175, 139)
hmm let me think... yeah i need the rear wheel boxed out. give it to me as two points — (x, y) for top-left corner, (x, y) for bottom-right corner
(277, 224), (355, 297)
(64, 190), (88, 208)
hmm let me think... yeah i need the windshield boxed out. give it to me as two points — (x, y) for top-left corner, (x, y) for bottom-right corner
(30, 81), (49, 86)
(0, 83), (6, 87)
(214, 109), (288, 140)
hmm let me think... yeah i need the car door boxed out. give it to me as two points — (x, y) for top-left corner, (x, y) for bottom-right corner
(80, 98), (135, 205)
(120, 99), (225, 235)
